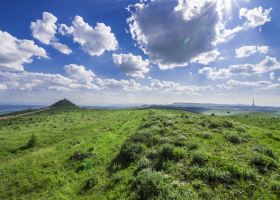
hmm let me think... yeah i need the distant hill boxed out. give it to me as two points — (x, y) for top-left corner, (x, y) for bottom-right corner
(49, 99), (79, 109)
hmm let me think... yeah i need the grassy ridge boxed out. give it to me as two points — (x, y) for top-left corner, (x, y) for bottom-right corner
(0, 109), (279, 199)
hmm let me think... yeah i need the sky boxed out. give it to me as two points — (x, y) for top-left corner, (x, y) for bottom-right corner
(0, 0), (279, 106)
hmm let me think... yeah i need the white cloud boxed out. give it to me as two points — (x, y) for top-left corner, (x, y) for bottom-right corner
(0, 83), (7, 90)
(31, 12), (72, 55)
(59, 16), (118, 56)
(219, 79), (280, 90)
(150, 79), (212, 94)
(199, 67), (231, 80)
(0, 70), (99, 92)
(31, 12), (57, 45)
(63, 64), (95, 83)
(269, 72), (275, 81)
(95, 78), (150, 92)
(216, 7), (272, 44)
(240, 7), (272, 29)
(236, 45), (269, 58)
(0, 30), (48, 71)
(52, 42), (72, 55)
(191, 49), (220, 65)
(112, 53), (149, 78)
(199, 56), (280, 80)
(127, 0), (220, 69)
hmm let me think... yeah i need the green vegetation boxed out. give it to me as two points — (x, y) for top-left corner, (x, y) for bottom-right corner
(0, 107), (279, 199)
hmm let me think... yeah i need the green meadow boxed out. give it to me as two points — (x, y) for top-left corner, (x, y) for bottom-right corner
(0, 107), (279, 199)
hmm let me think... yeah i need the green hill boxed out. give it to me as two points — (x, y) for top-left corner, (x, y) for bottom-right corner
(49, 98), (79, 109)
(0, 108), (279, 199)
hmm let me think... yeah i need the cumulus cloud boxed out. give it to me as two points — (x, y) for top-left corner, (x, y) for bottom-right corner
(31, 12), (72, 54)
(269, 72), (275, 80)
(127, 0), (220, 69)
(240, 7), (272, 29)
(199, 67), (231, 80)
(52, 42), (72, 55)
(199, 56), (280, 80)
(236, 45), (269, 58)
(59, 16), (118, 56)
(31, 12), (57, 45)
(150, 79), (212, 94)
(0, 30), (48, 71)
(64, 64), (95, 83)
(112, 53), (150, 78)
(0, 83), (7, 90)
(0, 71), (98, 91)
(191, 49), (220, 65)
(219, 79), (280, 90)
(216, 7), (272, 44)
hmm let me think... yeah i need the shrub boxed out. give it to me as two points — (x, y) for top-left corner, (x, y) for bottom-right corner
(253, 145), (276, 159)
(26, 134), (36, 148)
(133, 169), (169, 199)
(160, 144), (175, 161)
(191, 153), (208, 166)
(190, 166), (232, 184)
(236, 127), (246, 133)
(70, 152), (93, 161)
(133, 169), (194, 200)
(173, 135), (188, 147)
(271, 181), (280, 196)
(137, 157), (151, 171)
(226, 134), (241, 144)
(82, 174), (99, 192)
(251, 155), (277, 174)
(209, 122), (219, 129)
(119, 142), (144, 164)
(188, 143), (199, 150)
(222, 121), (234, 129)
(130, 131), (157, 146)
(20, 134), (37, 150)
(201, 132), (212, 139)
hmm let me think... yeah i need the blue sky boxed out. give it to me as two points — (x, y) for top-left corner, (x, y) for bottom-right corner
(0, 0), (279, 106)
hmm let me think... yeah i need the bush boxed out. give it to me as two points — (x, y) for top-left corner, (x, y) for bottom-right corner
(70, 152), (93, 161)
(160, 144), (175, 161)
(130, 131), (158, 147)
(191, 153), (208, 166)
(253, 145), (276, 159)
(133, 169), (194, 200)
(251, 155), (277, 174)
(190, 166), (232, 184)
(137, 157), (151, 171)
(133, 169), (167, 199)
(173, 135), (188, 147)
(226, 134), (241, 144)
(271, 181), (280, 196)
(26, 134), (36, 148)
(209, 122), (219, 129)
(188, 143), (198, 150)
(236, 127), (246, 133)
(119, 142), (144, 164)
(82, 174), (99, 192)
(20, 134), (37, 150)
(201, 132), (212, 139)
(222, 121), (234, 129)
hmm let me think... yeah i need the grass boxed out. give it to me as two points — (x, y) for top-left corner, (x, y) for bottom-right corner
(0, 108), (279, 199)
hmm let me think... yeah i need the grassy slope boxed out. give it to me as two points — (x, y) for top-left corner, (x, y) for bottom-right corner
(0, 109), (279, 199)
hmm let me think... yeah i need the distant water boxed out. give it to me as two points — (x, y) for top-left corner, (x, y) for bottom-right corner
(0, 105), (43, 115)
